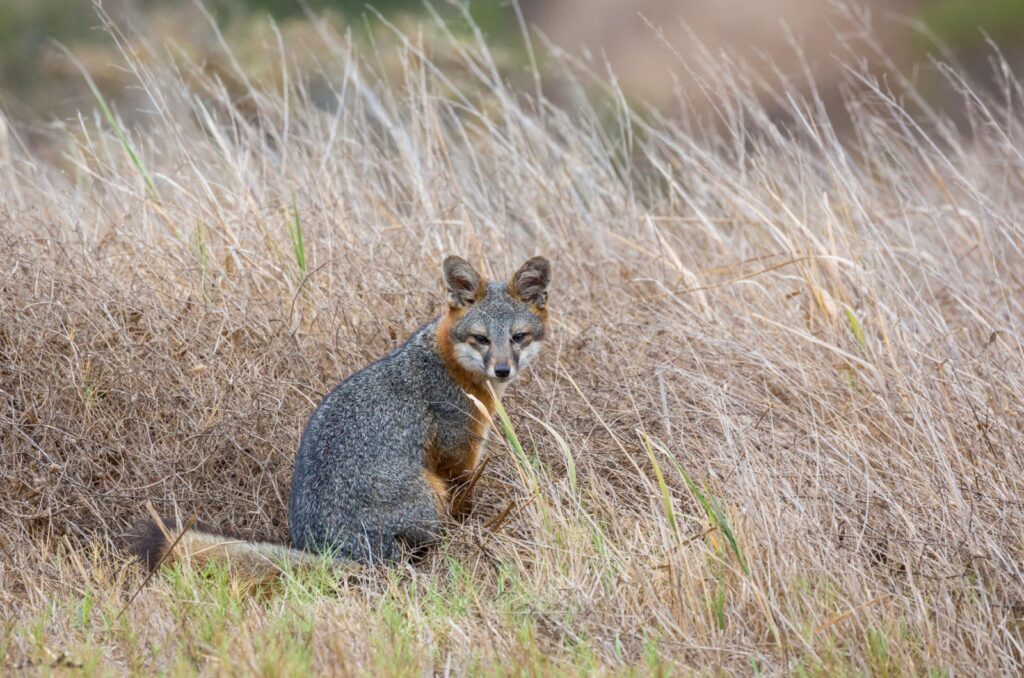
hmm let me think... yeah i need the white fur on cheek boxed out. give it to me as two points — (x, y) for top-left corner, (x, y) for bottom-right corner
(518, 340), (542, 369)
(453, 342), (487, 375)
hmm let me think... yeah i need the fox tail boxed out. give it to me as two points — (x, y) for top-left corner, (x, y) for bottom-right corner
(130, 516), (320, 588)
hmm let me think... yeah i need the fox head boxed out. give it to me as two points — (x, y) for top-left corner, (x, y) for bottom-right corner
(439, 255), (551, 385)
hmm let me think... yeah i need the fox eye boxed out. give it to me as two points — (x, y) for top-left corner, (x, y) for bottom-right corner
(471, 334), (490, 345)
(511, 333), (529, 344)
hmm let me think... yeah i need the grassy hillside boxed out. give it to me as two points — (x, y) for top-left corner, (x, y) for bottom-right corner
(1, 10), (1022, 676)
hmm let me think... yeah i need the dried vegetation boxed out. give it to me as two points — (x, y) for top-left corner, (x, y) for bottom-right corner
(0, 8), (1022, 675)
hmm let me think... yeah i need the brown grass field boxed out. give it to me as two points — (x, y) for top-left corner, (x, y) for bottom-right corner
(1, 9), (1023, 676)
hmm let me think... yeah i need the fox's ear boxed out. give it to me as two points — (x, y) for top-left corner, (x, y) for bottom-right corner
(510, 256), (551, 309)
(443, 255), (483, 309)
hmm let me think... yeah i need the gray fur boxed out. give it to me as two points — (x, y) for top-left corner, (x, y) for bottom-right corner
(288, 256), (550, 564)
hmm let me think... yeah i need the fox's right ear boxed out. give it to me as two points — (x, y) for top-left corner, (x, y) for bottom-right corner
(442, 255), (483, 309)
(510, 256), (550, 309)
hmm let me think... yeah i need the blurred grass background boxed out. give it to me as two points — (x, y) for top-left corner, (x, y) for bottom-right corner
(3, 0), (1024, 129)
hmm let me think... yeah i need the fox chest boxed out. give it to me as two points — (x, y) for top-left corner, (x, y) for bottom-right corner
(424, 401), (492, 482)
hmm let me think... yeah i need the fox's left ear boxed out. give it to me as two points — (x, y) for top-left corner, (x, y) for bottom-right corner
(510, 256), (551, 309)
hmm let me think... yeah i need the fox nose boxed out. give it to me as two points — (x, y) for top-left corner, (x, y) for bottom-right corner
(494, 364), (511, 379)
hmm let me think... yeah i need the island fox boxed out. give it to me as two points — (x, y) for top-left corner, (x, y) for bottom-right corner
(132, 255), (551, 581)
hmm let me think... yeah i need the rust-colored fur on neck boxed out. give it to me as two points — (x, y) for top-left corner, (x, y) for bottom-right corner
(431, 308), (496, 511)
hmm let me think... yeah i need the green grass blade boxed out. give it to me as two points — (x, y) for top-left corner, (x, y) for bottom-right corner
(641, 430), (679, 538)
(288, 200), (307, 276)
(490, 390), (536, 487)
(845, 307), (869, 356)
(70, 51), (159, 202)
(650, 437), (748, 575)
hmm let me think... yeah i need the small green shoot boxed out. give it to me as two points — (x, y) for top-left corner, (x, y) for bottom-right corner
(641, 430), (679, 539)
(650, 436), (749, 575)
(713, 580), (727, 630)
(845, 307), (869, 357)
(288, 200), (307, 277)
(69, 50), (160, 203)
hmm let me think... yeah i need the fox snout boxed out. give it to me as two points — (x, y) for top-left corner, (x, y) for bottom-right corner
(469, 338), (518, 382)
(488, 353), (514, 381)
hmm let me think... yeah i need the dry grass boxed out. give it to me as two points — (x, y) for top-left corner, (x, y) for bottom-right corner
(1, 7), (1023, 676)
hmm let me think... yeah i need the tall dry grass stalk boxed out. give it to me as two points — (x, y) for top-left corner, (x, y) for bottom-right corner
(0, 7), (1022, 675)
